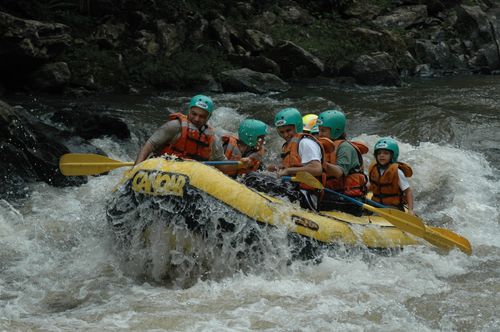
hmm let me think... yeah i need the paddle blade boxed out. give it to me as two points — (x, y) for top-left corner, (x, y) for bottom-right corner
(293, 172), (324, 189)
(424, 226), (472, 255)
(59, 153), (134, 176)
(363, 204), (426, 238)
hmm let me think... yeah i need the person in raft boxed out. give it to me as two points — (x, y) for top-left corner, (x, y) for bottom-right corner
(134, 94), (250, 174)
(368, 137), (415, 215)
(316, 109), (369, 216)
(273, 107), (324, 210)
(302, 113), (319, 136)
(241, 107), (324, 210)
(221, 119), (270, 177)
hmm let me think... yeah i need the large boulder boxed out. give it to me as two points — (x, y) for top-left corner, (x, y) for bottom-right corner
(455, 5), (496, 48)
(29, 62), (71, 91)
(0, 100), (86, 198)
(50, 109), (131, 140)
(227, 55), (280, 75)
(218, 68), (290, 94)
(266, 41), (324, 78)
(351, 52), (401, 86)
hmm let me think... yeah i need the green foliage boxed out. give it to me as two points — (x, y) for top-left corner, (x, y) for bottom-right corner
(268, 18), (407, 72)
(126, 48), (233, 89)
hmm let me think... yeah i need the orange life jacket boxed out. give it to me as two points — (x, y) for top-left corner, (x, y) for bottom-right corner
(160, 113), (215, 161)
(317, 137), (368, 197)
(281, 133), (326, 190)
(222, 135), (242, 161)
(368, 161), (413, 207)
(222, 134), (262, 175)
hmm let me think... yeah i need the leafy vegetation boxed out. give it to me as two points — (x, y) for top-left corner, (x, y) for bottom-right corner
(267, 17), (407, 72)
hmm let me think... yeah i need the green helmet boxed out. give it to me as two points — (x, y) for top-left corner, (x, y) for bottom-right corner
(374, 137), (399, 163)
(238, 119), (269, 147)
(189, 94), (214, 114)
(317, 109), (346, 140)
(274, 108), (303, 133)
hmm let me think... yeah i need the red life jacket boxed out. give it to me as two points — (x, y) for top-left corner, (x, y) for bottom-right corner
(222, 134), (262, 175)
(368, 161), (413, 207)
(160, 113), (215, 161)
(281, 133), (326, 189)
(316, 137), (368, 197)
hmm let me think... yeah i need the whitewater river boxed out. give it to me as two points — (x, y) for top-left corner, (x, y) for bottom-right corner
(1, 75), (499, 331)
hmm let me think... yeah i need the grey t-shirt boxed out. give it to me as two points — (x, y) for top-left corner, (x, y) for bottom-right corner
(147, 119), (226, 161)
(336, 141), (361, 175)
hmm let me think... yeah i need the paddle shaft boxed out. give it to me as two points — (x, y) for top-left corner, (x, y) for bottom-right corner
(59, 153), (241, 176)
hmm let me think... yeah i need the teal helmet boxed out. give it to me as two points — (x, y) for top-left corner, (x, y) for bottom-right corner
(189, 94), (214, 114)
(374, 137), (399, 163)
(317, 109), (346, 140)
(274, 108), (303, 133)
(238, 119), (269, 147)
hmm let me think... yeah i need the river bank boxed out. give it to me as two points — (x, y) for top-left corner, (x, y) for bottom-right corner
(0, 0), (499, 96)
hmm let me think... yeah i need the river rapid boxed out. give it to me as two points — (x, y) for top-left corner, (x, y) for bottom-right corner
(1, 75), (499, 331)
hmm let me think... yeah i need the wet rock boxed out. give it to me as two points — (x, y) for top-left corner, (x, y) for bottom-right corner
(455, 5), (496, 48)
(218, 68), (290, 94)
(210, 17), (236, 54)
(29, 62), (71, 91)
(414, 39), (454, 69)
(415, 63), (433, 77)
(266, 41), (324, 78)
(240, 29), (274, 53)
(50, 110), (131, 140)
(471, 44), (500, 71)
(373, 5), (428, 29)
(228, 55), (280, 75)
(0, 100), (86, 198)
(351, 52), (401, 86)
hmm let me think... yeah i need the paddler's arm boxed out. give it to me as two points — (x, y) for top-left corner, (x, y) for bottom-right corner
(278, 160), (323, 177)
(324, 143), (353, 178)
(134, 120), (181, 165)
(403, 187), (415, 215)
(324, 162), (344, 178)
(209, 136), (239, 174)
(135, 141), (154, 164)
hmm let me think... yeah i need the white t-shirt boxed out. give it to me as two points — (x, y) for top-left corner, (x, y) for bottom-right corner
(379, 168), (410, 191)
(298, 138), (322, 164)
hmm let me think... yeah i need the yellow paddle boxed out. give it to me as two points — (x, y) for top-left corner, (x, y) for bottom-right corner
(59, 153), (241, 176)
(294, 172), (472, 255)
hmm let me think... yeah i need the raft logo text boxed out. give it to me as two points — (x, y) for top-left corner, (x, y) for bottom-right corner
(131, 170), (188, 197)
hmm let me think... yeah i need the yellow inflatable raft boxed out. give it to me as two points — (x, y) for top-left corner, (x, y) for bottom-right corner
(106, 158), (420, 253)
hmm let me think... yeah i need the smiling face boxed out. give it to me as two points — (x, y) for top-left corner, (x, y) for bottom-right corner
(188, 106), (210, 129)
(277, 125), (296, 142)
(376, 149), (392, 166)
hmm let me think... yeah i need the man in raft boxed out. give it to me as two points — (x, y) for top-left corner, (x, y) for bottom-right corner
(134, 94), (252, 173)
